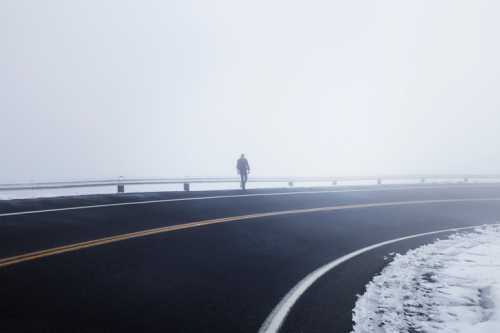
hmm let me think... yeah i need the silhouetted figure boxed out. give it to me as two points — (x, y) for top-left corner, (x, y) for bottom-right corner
(237, 154), (250, 190)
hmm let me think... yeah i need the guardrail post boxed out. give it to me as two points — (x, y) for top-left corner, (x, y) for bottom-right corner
(464, 177), (469, 183)
(421, 178), (425, 184)
(288, 181), (294, 187)
(332, 180), (337, 186)
(117, 184), (125, 193)
(183, 183), (190, 191)
(377, 178), (382, 185)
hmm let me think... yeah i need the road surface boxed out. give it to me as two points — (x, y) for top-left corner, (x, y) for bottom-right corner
(2, 184), (500, 332)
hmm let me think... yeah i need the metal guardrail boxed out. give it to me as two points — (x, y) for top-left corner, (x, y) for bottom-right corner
(0, 175), (499, 193)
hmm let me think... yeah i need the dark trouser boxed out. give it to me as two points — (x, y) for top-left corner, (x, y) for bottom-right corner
(239, 171), (248, 190)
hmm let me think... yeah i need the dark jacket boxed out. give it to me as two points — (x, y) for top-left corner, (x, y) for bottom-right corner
(237, 158), (250, 173)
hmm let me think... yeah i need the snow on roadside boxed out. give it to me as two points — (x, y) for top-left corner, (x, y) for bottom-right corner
(352, 224), (500, 333)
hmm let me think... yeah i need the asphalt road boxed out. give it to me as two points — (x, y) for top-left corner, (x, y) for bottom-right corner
(2, 184), (500, 333)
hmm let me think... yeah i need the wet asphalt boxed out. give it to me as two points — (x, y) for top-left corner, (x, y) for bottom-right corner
(2, 184), (500, 333)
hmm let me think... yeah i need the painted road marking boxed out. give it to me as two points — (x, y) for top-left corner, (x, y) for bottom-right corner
(258, 223), (500, 333)
(1, 198), (500, 269)
(1, 184), (499, 217)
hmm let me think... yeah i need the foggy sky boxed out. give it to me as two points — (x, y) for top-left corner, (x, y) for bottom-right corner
(2, 0), (500, 182)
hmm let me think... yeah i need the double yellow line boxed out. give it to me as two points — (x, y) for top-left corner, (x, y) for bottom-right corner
(2, 198), (499, 269)
(0, 208), (318, 269)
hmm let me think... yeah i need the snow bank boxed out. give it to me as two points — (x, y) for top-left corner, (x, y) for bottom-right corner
(352, 224), (500, 333)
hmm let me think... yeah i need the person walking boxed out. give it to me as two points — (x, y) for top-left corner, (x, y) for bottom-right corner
(236, 154), (250, 190)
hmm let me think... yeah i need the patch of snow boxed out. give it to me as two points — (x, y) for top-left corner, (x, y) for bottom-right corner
(352, 224), (500, 333)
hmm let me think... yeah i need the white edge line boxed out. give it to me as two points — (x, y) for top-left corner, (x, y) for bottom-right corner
(258, 223), (500, 333)
(1, 184), (498, 217)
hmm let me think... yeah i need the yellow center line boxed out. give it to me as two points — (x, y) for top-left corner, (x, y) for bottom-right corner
(1, 198), (500, 269)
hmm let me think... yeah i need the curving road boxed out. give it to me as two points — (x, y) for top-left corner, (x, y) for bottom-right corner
(2, 184), (500, 332)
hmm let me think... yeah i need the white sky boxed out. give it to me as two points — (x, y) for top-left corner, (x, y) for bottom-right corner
(1, 0), (499, 182)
